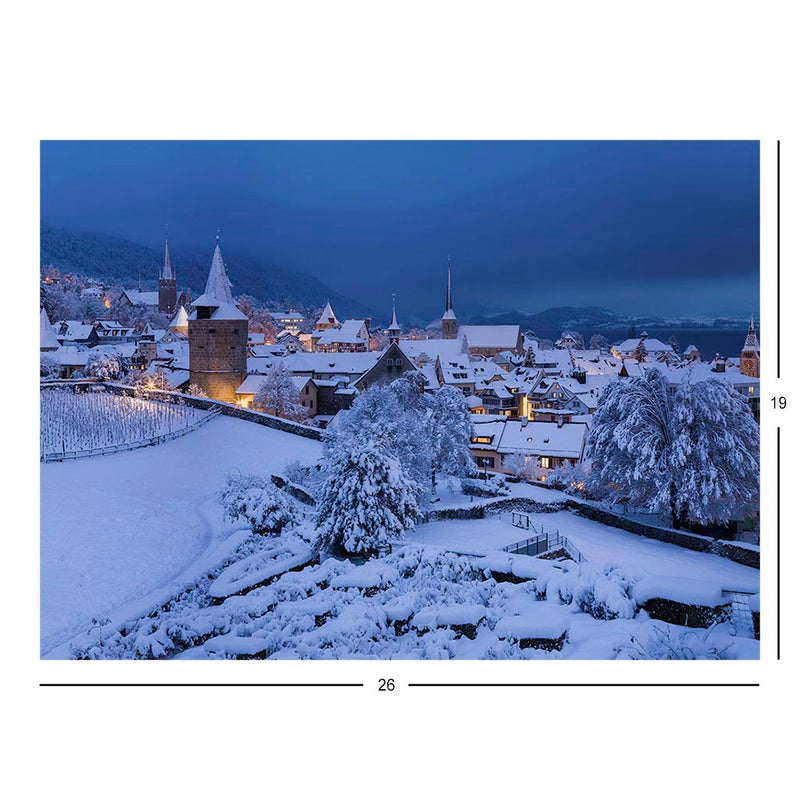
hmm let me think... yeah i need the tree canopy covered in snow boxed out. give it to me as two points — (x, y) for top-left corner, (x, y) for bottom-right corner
(85, 349), (123, 380)
(254, 362), (309, 422)
(587, 368), (759, 528)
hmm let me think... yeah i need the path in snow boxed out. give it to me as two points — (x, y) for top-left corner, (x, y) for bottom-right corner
(40, 416), (321, 655)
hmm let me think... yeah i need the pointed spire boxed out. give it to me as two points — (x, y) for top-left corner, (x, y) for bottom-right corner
(388, 294), (401, 343)
(203, 236), (234, 304)
(161, 225), (174, 280)
(446, 255), (453, 312)
(743, 314), (759, 352)
(40, 306), (60, 351)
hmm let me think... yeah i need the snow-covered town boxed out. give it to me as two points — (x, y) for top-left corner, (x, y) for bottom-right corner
(40, 227), (761, 660)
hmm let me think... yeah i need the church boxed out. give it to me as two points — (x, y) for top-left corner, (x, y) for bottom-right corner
(121, 228), (187, 315)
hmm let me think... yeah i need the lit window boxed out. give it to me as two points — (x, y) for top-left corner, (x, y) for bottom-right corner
(748, 386), (754, 395)
(541, 457), (551, 469)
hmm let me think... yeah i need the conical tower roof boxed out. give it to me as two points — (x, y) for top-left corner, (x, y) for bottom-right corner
(189, 235), (247, 320)
(442, 255), (456, 320)
(170, 304), (189, 331)
(742, 315), (759, 352)
(388, 295), (401, 332)
(161, 226), (175, 281)
(40, 307), (60, 350)
(317, 300), (339, 327)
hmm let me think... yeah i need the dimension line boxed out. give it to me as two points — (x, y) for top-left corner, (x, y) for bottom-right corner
(408, 683), (759, 688)
(40, 683), (364, 688)
(777, 425), (781, 660)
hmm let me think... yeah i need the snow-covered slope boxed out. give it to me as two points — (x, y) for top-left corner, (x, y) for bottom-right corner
(40, 416), (321, 655)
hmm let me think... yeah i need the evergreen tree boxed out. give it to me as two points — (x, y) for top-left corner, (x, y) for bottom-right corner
(589, 334), (609, 352)
(633, 340), (648, 362)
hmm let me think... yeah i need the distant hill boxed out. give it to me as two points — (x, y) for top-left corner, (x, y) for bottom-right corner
(465, 306), (621, 330)
(40, 224), (372, 318)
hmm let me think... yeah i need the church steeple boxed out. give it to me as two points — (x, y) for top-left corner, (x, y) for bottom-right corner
(388, 294), (401, 344)
(441, 255), (458, 339)
(158, 224), (177, 314)
(740, 314), (760, 378)
(161, 225), (174, 280)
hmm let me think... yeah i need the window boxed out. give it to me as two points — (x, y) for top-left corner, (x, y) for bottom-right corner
(748, 386), (754, 395)
(472, 436), (493, 444)
(476, 456), (495, 468)
(209, 328), (216, 334)
(540, 457), (551, 469)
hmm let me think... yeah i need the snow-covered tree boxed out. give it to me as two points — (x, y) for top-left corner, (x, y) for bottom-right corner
(40, 354), (61, 379)
(523, 347), (536, 367)
(633, 340), (648, 362)
(672, 379), (759, 526)
(589, 334), (609, 352)
(254, 362), (309, 422)
(587, 369), (759, 529)
(186, 383), (208, 398)
(504, 452), (538, 481)
(219, 472), (299, 535)
(668, 335), (680, 354)
(315, 439), (421, 556)
(127, 368), (172, 394)
(428, 386), (476, 488)
(85, 349), (123, 380)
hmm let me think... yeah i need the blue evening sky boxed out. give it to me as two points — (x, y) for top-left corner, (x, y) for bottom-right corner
(41, 140), (759, 320)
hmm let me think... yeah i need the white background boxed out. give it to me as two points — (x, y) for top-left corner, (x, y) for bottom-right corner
(3, 1), (797, 796)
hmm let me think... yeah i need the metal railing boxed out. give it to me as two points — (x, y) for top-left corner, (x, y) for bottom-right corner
(41, 408), (221, 462)
(502, 511), (586, 563)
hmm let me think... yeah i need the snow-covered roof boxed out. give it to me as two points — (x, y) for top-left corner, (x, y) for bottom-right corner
(442, 308), (457, 320)
(614, 337), (673, 354)
(40, 308), (60, 349)
(283, 351), (380, 377)
(123, 290), (159, 307)
(400, 338), (464, 362)
(170, 305), (189, 329)
(54, 320), (95, 341)
(317, 301), (339, 327)
(54, 346), (90, 366)
(459, 325), (521, 349)
(495, 420), (588, 458)
(316, 319), (369, 345)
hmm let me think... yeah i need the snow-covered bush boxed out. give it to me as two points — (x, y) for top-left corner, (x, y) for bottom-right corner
(127, 368), (173, 395)
(541, 564), (637, 620)
(427, 385), (477, 487)
(218, 472), (300, 535)
(504, 453), (539, 482)
(85, 349), (123, 380)
(40, 354), (60, 379)
(284, 459), (324, 497)
(616, 623), (734, 660)
(546, 462), (589, 495)
(461, 474), (509, 497)
(186, 382), (208, 398)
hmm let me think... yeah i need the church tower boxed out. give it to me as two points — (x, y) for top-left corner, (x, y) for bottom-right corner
(387, 295), (401, 345)
(441, 256), (458, 339)
(740, 315), (760, 378)
(158, 226), (178, 315)
(188, 235), (248, 403)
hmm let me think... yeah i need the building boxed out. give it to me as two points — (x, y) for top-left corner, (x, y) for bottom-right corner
(316, 301), (340, 331)
(441, 257), (458, 339)
(740, 316), (760, 378)
(316, 319), (371, 353)
(273, 310), (306, 333)
(158, 227), (177, 315)
(352, 341), (418, 391)
(469, 417), (589, 477)
(40, 307), (60, 352)
(458, 325), (523, 357)
(188, 236), (248, 403)
(611, 332), (673, 361)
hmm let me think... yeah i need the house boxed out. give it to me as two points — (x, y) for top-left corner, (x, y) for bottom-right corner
(235, 374), (318, 415)
(611, 332), (673, 360)
(316, 319), (371, 353)
(272, 310), (306, 333)
(459, 325), (523, 357)
(352, 342), (418, 391)
(54, 320), (99, 348)
(93, 320), (138, 343)
(469, 418), (588, 477)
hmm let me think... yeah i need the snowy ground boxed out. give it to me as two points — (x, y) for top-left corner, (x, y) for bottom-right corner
(40, 416), (321, 655)
(408, 512), (758, 592)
